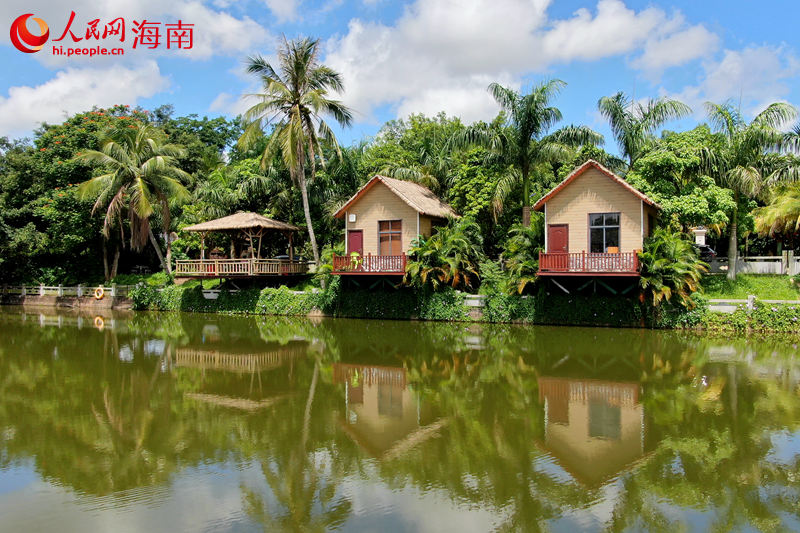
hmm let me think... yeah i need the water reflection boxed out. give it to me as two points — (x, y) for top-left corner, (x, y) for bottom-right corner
(0, 309), (799, 531)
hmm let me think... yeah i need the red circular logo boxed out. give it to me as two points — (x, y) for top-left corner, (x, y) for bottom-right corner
(10, 13), (49, 53)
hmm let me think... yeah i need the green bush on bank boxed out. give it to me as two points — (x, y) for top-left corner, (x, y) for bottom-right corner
(703, 299), (800, 333)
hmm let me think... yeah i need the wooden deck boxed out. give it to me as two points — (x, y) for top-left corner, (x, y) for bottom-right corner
(538, 251), (639, 276)
(174, 258), (310, 278)
(331, 254), (407, 275)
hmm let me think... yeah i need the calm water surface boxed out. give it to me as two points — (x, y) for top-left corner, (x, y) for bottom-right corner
(1, 308), (799, 532)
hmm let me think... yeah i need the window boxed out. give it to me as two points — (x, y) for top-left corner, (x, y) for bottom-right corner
(589, 400), (621, 439)
(589, 212), (620, 253)
(379, 220), (402, 255)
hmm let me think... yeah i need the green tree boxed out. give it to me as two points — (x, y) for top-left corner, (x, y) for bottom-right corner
(238, 37), (354, 267)
(701, 102), (798, 279)
(76, 123), (191, 277)
(452, 80), (602, 225)
(597, 91), (691, 168)
(501, 221), (544, 294)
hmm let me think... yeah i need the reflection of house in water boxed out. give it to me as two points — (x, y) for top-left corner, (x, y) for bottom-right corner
(334, 363), (443, 459)
(538, 377), (644, 485)
(175, 341), (308, 410)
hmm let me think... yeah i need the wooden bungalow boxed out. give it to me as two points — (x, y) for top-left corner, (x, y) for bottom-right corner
(174, 212), (310, 278)
(331, 175), (458, 275)
(534, 160), (659, 277)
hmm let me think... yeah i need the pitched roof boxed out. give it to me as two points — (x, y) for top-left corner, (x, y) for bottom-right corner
(182, 212), (300, 233)
(532, 160), (659, 212)
(333, 175), (458, 219)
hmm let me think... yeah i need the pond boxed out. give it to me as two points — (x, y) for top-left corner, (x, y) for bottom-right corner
(0, 308), (799, 532)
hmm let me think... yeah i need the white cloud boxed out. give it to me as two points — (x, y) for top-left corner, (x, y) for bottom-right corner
(0, 61), (169, 137)
(208, 91), (251, 116)
(263, 0), (300, 21)
(670, 45), (800, 119)
(323, 0), (718, 124)
(633, 25), (719, 75)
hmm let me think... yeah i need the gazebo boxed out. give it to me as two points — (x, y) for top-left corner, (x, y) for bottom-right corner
(174, 212), (309, 278)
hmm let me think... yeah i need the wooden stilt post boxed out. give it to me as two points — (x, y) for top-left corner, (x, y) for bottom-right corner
(200, 232), (206, 260)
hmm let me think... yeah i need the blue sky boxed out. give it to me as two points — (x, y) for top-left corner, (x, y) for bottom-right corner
(1, 0), (798, 155)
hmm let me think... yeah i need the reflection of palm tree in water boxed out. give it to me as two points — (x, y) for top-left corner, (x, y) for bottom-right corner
(91, 343), (185, 492)
(242, 359), (353, 531)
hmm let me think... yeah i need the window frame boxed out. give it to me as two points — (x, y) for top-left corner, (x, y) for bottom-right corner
(378, 219), (402, 256)
(588, 212), (621, 253)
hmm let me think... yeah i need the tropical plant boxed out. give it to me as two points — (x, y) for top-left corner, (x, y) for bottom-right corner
(638, 227), (708, 308)
(451, 80), (603, 224)
(75, 122), (191, 276)
(238, 37), (354, 266)
(753, 182), (800, 239)
(501, 219), (544, 294)
(597, 91), (691, 168)
(404, 218), (484, 291)
(701, 102), (798, 279)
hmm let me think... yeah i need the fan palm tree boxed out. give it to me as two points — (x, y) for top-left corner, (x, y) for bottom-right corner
(238, 37), (354, 266)
(597, 91), (692, 168)
(76, 123), (190, 276)
(701, 102), (798, 280)
(451, 80), (603, 225)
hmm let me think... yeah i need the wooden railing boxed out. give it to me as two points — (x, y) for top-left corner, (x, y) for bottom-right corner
(1, 284), (136, 297)
(174, 259), (310, 277)
(332, 253), (407, 274)
(538, 251), (639, 274)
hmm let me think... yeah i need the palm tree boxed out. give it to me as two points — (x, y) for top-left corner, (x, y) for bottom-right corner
(753, 182), (800, 242)
(701, 102), (798, 280)
(76, 123), (190, 277)
(404, 218), (484, 291)
(451, 80), (603, 225)
(238, 37), (354, 267)
(638, 227), (708, 308)
(501, 220), (544, 294)
(597, 92), (691, 168)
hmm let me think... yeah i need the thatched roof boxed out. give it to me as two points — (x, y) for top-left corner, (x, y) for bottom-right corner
(334, 175), (458, 219)
(182, 212), (300, 233)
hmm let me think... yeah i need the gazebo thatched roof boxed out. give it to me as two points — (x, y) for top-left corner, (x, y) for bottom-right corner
(182, 212), (300, 233)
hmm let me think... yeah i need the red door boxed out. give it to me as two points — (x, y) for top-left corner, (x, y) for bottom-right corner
(548, 224), (568, 253)
(347, 230), (363, 255)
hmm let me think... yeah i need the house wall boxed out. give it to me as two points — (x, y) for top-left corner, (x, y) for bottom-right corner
(545, 168), (646, 253)
(345, 181), (419, 255)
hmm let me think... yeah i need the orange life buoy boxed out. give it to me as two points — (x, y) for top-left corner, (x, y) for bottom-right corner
(94, 316), (104, 329)
(94, 287), (104, 300)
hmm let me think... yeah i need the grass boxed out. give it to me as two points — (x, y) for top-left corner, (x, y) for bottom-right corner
(702, 274), (800, 300)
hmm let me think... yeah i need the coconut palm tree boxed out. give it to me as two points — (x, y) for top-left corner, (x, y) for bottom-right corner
(597, 92), (692, 168)
(754, 182), (800, 241)
(451, 80), (603, 225)
(238, 37), (353, 267)
(76, 123), (190, 277)
(701, 102), (798, 280)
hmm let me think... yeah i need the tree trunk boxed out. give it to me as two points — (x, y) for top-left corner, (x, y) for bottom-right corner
(111, 245), (121, 279)
(727, 201), (738, 281)
(298, 173), (321, 266)
(103, 240), (110, 281)
(148, 228), (169, 274)
(521, 167), (531, 228)
(165, 234), (173, 275)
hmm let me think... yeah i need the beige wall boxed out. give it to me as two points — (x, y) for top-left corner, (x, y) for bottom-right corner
(345, 181), (436, 255)
(545, 168), (646, 253)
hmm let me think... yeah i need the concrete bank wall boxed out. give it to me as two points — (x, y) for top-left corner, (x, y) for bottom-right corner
(0, 294), (133, 310)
